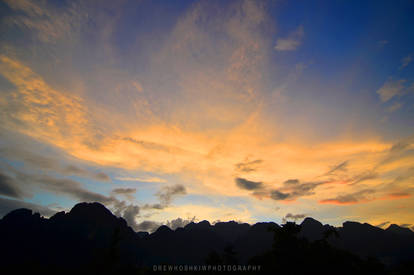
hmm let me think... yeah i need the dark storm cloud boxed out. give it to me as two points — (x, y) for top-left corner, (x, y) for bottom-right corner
(0, 173), (24, 198)
(0, 197), (56, 218)
(320, 189), (376, 204)
(235, 177), (263, 190)
(235, 159), (263, 173)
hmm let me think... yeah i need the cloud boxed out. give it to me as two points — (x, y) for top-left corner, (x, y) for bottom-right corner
(111, 188), (136, 200)
(235, 159), (263, 173)
(235, 177), (263, 190)
(325, 161), (349, 175)
(386, 192), (411, 199)
(274, 25), (304, 51)
(1, 1), (413, 228)
(375, 221), (390, 228)
(36, 176), (117, 204)
(112, 188), (136, 195)
(0, 147), (110, 182)
(165, 217), (197, 230)
(122, 204), (140, 230)
(63, 165), (110, 182)
(283, 179), (300, 185)
(350, 170), (377, 185)
(135, 220), (161, 232)
(0, 164), (117, 206)
(270, 190), (290, 200)
(376, 137), (414, 168)
(282, 213), (306, 223)
(155, 184), (187, 206)
(0, 55), (98, 156)
(0, 146), (110, 181)
(133, 216), (197, 232)
(115, 177), (167, 183)
(399, 223), (412, 228)
(386, 101), (402, 112)
(400, 54), (412, 69)
(111, 200), (142, 230)
(0, 173), (24, 199)
(0, 196), (56, 218)
(3, 0), (87, 43)
(270, 179), (326, 201)
(376, 79), (406, 102)
(319, 189), (376, 205)
(122, 137), (188, 154)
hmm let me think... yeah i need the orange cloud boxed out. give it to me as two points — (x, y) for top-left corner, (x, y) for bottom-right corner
(382, 192), (411, 200)
(0, 56), (398, 201)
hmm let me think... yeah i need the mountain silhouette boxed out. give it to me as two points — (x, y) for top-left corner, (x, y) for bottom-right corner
(0, 202), (413, 274)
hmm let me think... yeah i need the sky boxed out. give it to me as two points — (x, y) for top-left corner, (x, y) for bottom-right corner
(0, 0), (413, 232)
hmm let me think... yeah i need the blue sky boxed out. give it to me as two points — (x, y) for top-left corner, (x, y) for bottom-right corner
(0, 0), (413, 232)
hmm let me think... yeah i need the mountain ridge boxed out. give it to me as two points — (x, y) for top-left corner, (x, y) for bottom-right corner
(1, 202), (413, 274)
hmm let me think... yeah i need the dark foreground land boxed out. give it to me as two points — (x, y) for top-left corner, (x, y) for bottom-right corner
(0, 202), (413, 274)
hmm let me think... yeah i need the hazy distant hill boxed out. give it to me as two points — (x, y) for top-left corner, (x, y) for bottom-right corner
(0, 202), (413, 274)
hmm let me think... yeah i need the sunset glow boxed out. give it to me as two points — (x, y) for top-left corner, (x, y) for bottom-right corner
(0, 0), (413, 232)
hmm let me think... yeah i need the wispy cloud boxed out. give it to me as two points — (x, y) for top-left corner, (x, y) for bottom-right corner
(3, 0), (87, 43)
(235, 159), (263, 173)
(325, 161), (349, 176)
(400, 54), (412, 69)
(319, 189), (376, 205)
(155, 184), (187, 207)
(376, 79), (406, 102)
(274, 25), (304, 51)
(387, 101), (403, 112)
(0, 147), (110, 182)
(115, 177), (167, 183)
(111, 188), (137, 200)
